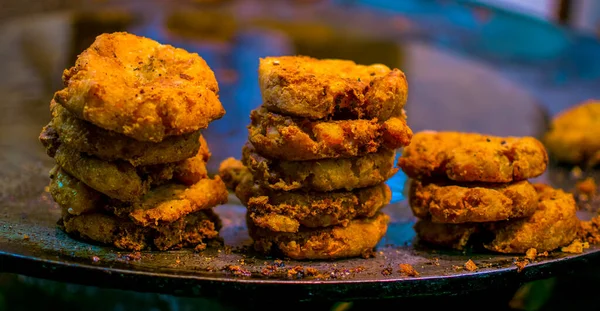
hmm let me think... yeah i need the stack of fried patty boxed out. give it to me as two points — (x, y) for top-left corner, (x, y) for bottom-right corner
(38, 32), (228, 251)
(398, 131), (580, 253)
(221, 56), (412, 259)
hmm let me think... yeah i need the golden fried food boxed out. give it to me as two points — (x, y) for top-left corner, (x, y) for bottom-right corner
(543, 100), (600, 166)
(414, 220), (478, 250)
(218, 157), (249, 190)
(249, 212), (389, 260)
(233, 171), (390, 232)
(484, 184), (580, 253)
(53, 32), (225, 142)
(409, 179), (538, 223)
(259, 56), (408, 120)
(49, 166), (103, 216)
(173, 134), (211, 185)
(398, 131), (548, 183)
(248, 107), (412, 160)
(60, 209), (221, 251)
(242, 143), (398, 192)
(109, 176), (228, 227)
(49, 101), (202, 166)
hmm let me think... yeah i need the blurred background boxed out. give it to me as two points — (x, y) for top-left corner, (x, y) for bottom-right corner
(0, 0), (599, 310)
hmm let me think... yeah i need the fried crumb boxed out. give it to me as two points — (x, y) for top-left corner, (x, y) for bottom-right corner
(23, 235), (29, 240)
(464, 259), (478, 271)
(539, 251), (549, 257)
(305, 267), (319, 276)
(525, 248), (537, 261)
(431, 258), (440, 266)
(514, 259), (528, 272)
(576, 177), (597, 200)
(381, 267), (393, 276)
(121, 252), (141, 261)
(398, 263), (419, 277)
(578, 216), (600, 244)
(224, 265), (251, 277)
(194, 243), (207, 252)
(287, 265), (305, 279)
(452, 265), (463, 272)
(561, 239), (590, 254)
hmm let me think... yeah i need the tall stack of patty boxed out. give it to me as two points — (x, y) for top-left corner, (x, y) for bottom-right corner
(398, 131), (580, 253)
(220, 56), (413, 259)
(38, 32), (228, 251)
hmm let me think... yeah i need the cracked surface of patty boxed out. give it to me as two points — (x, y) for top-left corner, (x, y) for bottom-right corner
(398, 131), (548, 183)
(242, 143), (398, 192)
(409, 179), (538, 223)
(248, 107), (412, 161)
(53, 32), (225, 142)
(259, 56), (408, 120)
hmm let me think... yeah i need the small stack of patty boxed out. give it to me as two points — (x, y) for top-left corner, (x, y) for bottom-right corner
(38, 32), (228, 251)
(398, 131), (580, 253)
(220, 56), (412, 259)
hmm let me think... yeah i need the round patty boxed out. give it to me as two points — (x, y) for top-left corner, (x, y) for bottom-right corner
(409, 179), (538, 223)
(248, 107), (412, 161)
(248, 212), (390, 260)
(53, 32), (225, 142)
(49, 100), (203, 166)
(398, 131), (548, 183)
(242, 143), (398, 192)
(259, 56), (408, 120)
(543, 100), (600, 167)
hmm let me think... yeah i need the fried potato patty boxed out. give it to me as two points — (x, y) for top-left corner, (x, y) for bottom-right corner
(108, 176), (228, 227)
(409, 179), (538, 223)
(484, 184), (579, 253)
(249, 212), (389, 260)
(49, 166), (103, 216)
(49, 101), (202, 166)
(248, 107), (412, 161)
(543, 100), (600, 166)
(259, 56), (407, 121)
(53, 32), (225, 142)
(414, 220), (478, 251)
(60, 209), (221, 251)
(398, 131), (548, 183)
(242, 143), (398, 192)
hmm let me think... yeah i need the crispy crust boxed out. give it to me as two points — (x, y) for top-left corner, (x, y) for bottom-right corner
(242, 143), (398, 192)
(53, 32), (225, 142)
(414, 220), (478, 251)
(108, 176), (228, 227)
(409, 179), (538, 223)
(49, 101), (202, 166)
(248, 212), (389, 260)
(61, 209), (221, 251)
(234, 172), (390, 232)
(259, 56), (408, 120)
(543, 100), (600, 166)
(484, 184), (580, 253)
(398, 131), (548, 183)
(49, 166), (104, 216)
(218, 157), (249, 190)
(248, 107), (412, 160)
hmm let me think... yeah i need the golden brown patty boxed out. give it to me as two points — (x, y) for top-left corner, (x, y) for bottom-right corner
(259, 56), (408, 120)
(248, 107), (412, 161)
(242, 143), (398, 192)
(484, 183), (580, 253)
(409, 179), (538, 224)
(49, 164), (227, 227)
(53, 32), (224, 142)
(60, 209), (221, 251)
(413, 184), (580, 254)
(49, 166), (103, 216)
(249, 212), (389, 260)
(413, 220), (478, 251)
(398, 131), (548, 183)
(543, 100), (600, 166)
(48, 100), (202, 166)
(235, 173), (390, 232)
